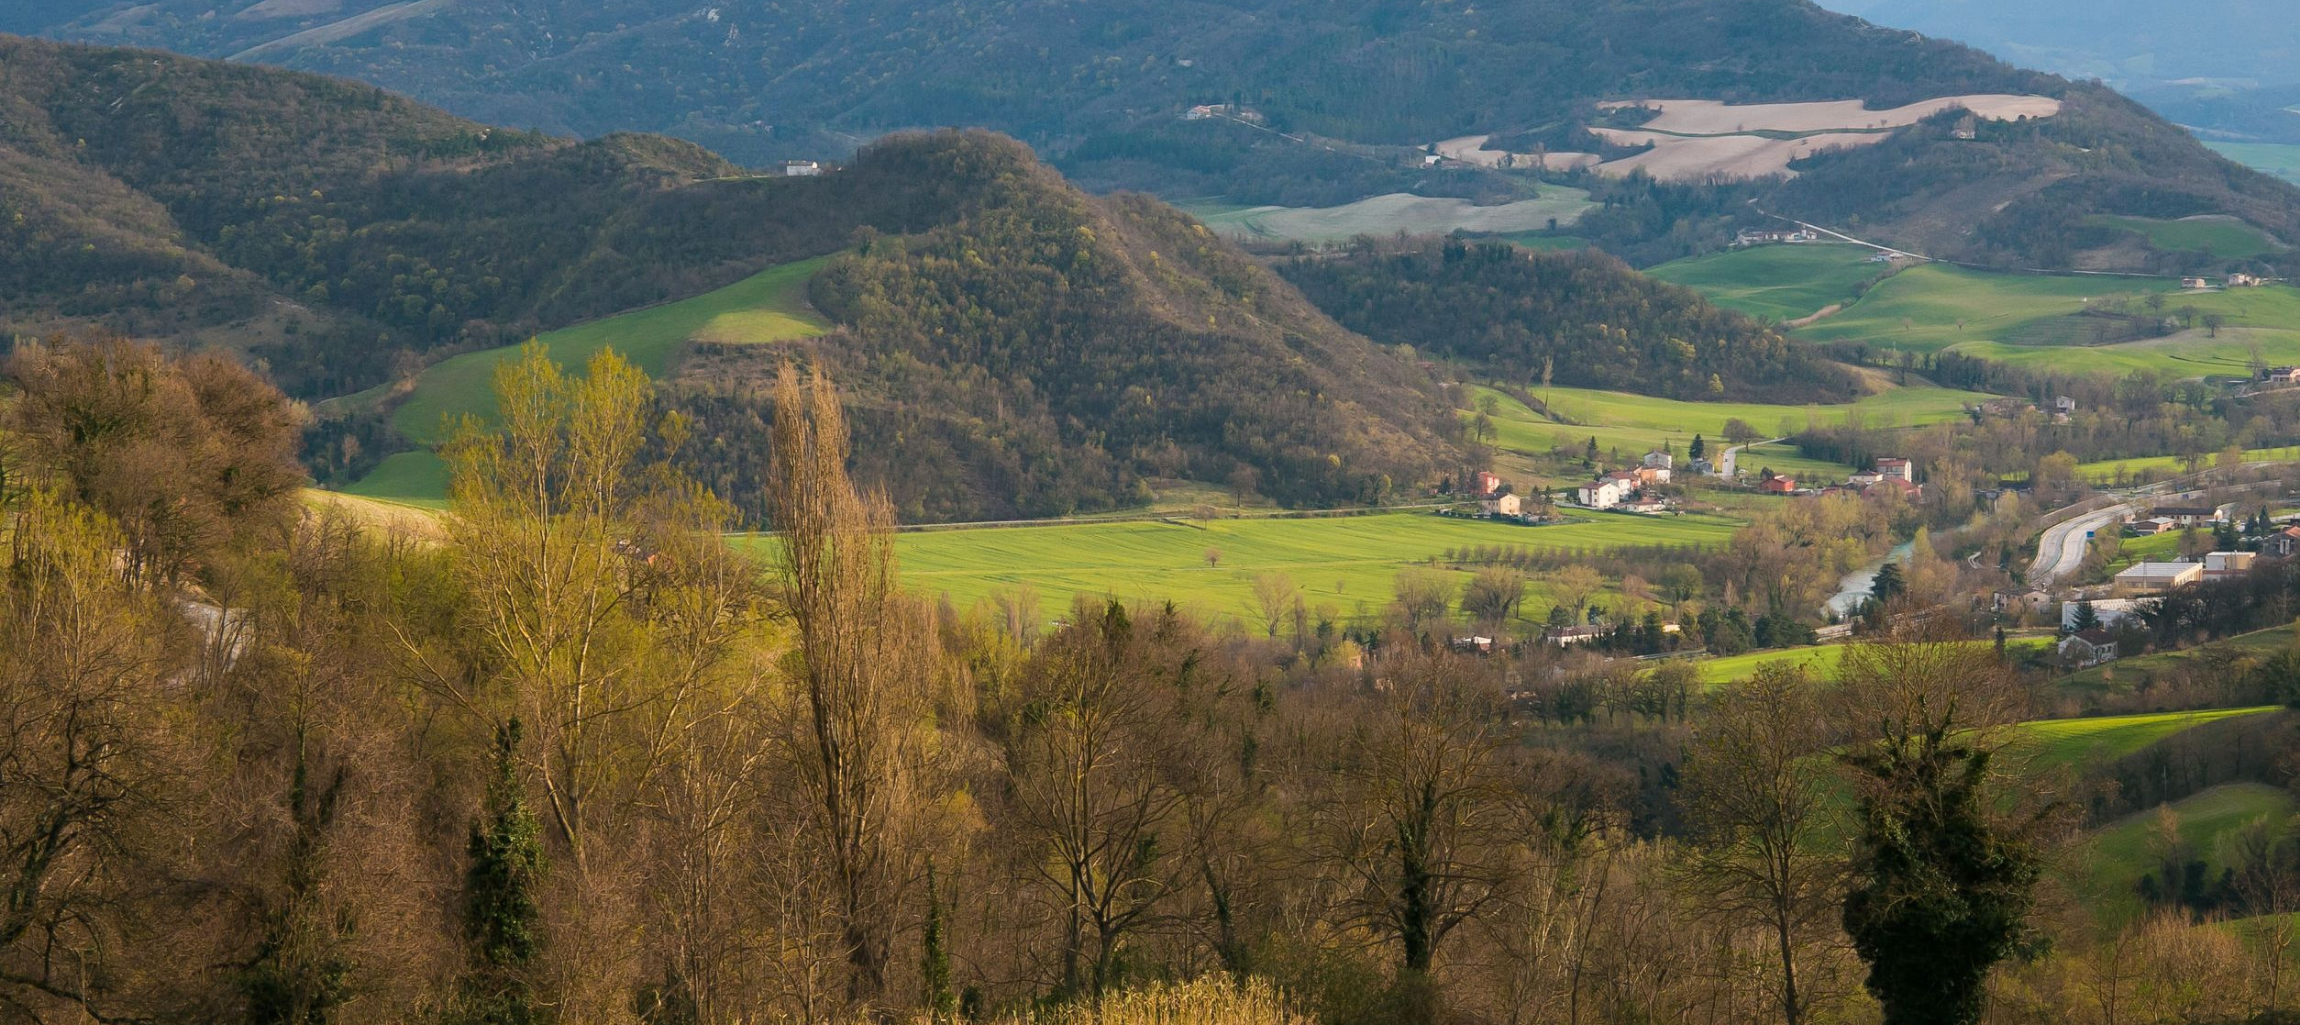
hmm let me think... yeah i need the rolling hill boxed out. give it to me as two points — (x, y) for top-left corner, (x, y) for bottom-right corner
(14, 0), (2300, 273)
(0, 38), (1461, 521)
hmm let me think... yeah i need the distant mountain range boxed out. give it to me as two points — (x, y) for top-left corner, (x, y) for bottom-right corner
(11, 0), (2300, 274)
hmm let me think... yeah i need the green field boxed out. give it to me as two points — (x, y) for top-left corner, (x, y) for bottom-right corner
(2013, 706), (2279, 774)
(2085, 215), (2283, 260)
(2073, 781), (2298, 926)
(1180, 189), (1594, 244)
(2060, 624), (2298, 694)
(2206, 142), (2300, 185)
(1795, 265), (2300, 377)
(1482, 382), (1991, 480)
(2077, 446), (2300, 483)
(1696, 637), (2052, 686)
(1646, 244), (1884, 322)
(732, 510), (1744, 630)
(344, 257), (832, 502)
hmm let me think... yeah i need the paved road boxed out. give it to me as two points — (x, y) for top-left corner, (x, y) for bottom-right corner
(2028, 502), (2134, 588)
(1715, 437), (1785, 479)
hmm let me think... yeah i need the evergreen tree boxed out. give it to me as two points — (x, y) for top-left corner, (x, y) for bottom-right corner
(1870, 561), (1905, 604)
(457, 720), (548, 1025)
(1840, 651), (2042, 1025)
(922, 864), (955, 1021)
(1689, 434), (1706, 460)
(2069, 600), (2100, 633)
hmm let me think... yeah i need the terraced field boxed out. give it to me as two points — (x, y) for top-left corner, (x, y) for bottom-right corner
(1182, 190), (1595, 244)
(733, 510), (1744, 630)
(340, 257), (832, 503)
(1646, 243), (1884, 322)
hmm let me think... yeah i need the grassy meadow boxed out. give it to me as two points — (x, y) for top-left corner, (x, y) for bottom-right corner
(1645, 243), (1883, 322)
(1480, 382), (1989, 481)
(2072, 781), (2298, 926)
(2077, 446), (2300, 483)
(2085, 215), (2283, 260)
(343, 257), (832, 503)
(1794, 265), (2300, 377)
(730, 510), (1744, 631)
(2013, 706), (2280, 774)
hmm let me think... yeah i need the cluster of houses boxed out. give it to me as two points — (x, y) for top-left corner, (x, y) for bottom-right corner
(1573, 452), (1676, 513)
(2180, 273), (2274, 290)
(1755, 457), (1922, 500)
(1183, 103), (1264, 124)
(2049, 504), (2300, 668)
(1733, 227), (1820, 247)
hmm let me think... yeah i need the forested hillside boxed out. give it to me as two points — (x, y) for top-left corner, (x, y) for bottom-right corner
(17, 0), (2300, 271)
(668, 135), (1456, 522)
(0, 35), (1003, 397)
(1280, 240), (1861, 403)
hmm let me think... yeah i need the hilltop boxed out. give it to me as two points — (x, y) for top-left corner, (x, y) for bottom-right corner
(15, 1), (2300, 272)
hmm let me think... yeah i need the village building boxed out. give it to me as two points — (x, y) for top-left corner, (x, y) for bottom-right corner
(1482, 493), (1524, 518)
(2203, 550), (2257, 580)
(1545, 625), (1608, 647)
(777, 160), (822, 176)
(2061, 598), (2148, 631)
(1875, 457), (1914, 482)
(2053, 396), (2078, 416)
(1577, 478), (1631, 510)
(1472, 471), (1502, 497)
(1759, 474), (1797, 495)
(2260, 367), (2300, 386)
(2231, 272), (2267, 287)
(1846, 469), (1885, 487)
(1862, 477), (1921, 500)
(2150, 505), (2225, 528)
(2128, 517), (2177, 536)
(1733, 227), (1819, 247)
(2182, 277), (2213, 290)
(2113, 561), (2204, 597)
(2059, 629), (2120, 669)
(2266, 525), (2300, 559)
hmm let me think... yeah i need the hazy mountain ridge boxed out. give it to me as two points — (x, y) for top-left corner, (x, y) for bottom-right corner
(18, 0), (2299, 274)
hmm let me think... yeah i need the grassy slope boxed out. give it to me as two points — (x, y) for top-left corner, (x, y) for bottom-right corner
(2077, 446), (2300, 482)
(1797, 266), (2300, 376)
(2085, 215), (2282, 260)
(1482, 382), (1990, 481)
(2072, 782), (2298, 926)
(346, 257), (832, 503)
(2015, 706), (2280, 774)
(1645, 244), (1883, 322)
(2059, 624), (2297, 695)
(1695, 637), (2052, 686)
(732, 510), (1744, 629)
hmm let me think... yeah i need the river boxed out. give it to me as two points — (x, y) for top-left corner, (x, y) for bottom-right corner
(1825, 540), (1916, 619)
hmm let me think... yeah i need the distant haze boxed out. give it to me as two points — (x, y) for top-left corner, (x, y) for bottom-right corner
(1815, 0), (2300, 89)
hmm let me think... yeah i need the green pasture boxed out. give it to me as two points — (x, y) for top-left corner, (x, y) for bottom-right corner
(2059, 624), (2298, 695)
(1479, 382), (1990, 478)
(1795, 264), (2300, 377)
(2104, 529), (2183, 572)
(340, 451), (452, 508)
(1645, 243), (1883, 322)
(2072, 781), (2298, 926)
(346, 257), (832, 503)
(1795, 265), (2176, 354)
(2207, 142), (2300, 185)
(733, 510), (1743, 630)
(1695, 636), (2051, 686)
(393, 256), (830, 445)
(2078, 446), (2300, 483)
(2086, 214), (2282, 260)
(2013, 706), (2279, 774)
